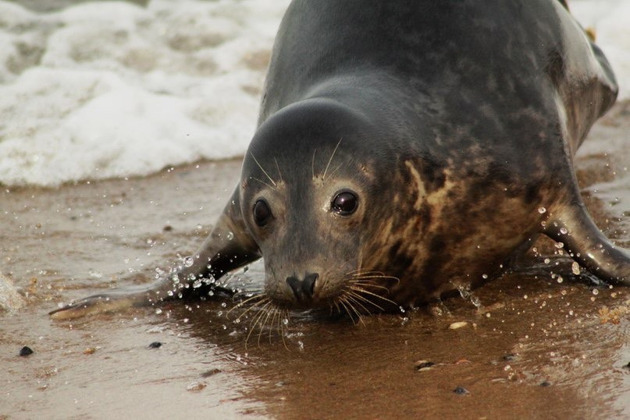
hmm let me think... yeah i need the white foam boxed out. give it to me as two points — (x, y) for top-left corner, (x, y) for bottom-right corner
(571, 0), (630, 100)
(0, 0), (627, 186)
(0, 0), (290, 186)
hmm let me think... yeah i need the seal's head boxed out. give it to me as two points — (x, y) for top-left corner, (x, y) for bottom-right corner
(240, 98), (397, 312)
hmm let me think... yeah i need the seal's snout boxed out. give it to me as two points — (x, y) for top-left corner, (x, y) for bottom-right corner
(286, 273), (319, 302)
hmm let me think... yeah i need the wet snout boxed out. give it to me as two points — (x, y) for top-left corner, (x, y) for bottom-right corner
(285, 272), (319, 303)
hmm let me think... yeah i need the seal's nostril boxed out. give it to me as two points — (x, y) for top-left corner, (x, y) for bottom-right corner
(286, 276), (302, 301)
(286, 273), (319, 302)
(302, 273), (319, 298)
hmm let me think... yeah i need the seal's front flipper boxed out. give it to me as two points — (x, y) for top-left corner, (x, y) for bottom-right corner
(544, 203), (630, 286)
(50, 188), (261, 320)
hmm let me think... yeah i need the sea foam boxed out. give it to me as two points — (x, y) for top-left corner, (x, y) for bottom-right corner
(0, 0), (627, 187)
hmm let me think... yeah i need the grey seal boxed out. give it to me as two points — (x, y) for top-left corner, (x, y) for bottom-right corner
(51, 0), (629, 320)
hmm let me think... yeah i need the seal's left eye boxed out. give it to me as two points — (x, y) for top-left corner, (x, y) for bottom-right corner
(253, 199), (272, 227)
(331, 191), (358, 216)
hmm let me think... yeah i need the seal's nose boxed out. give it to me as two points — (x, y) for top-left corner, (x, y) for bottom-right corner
(286, 273), (319, 302)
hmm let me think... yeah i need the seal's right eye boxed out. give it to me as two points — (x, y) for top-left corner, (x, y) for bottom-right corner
(253, 199), (272, 227)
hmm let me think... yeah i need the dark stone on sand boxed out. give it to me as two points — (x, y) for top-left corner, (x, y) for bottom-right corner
(148, 341), (163, 349)
(19, 346), (34, 357)
(540, 381), (552, 387)
(201, 368), (221, 378)
(453, 386), (470, 395)
(502, 353), (517, 361)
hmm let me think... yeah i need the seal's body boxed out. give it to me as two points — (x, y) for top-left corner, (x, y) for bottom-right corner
(52, 0), (629, 319)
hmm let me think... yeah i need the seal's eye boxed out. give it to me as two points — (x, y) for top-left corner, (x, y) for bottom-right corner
(253, 199), (272, 227)
(331, 191), (359, 216)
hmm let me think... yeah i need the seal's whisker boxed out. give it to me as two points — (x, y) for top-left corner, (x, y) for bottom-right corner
(273, 157), (284, 183)
(258, 301), (277, 346)
(351, 274), (400, 283)
(346, 269), (393, 278)
(322, 137), (343, 180)
(325, 162), (344, 182)
(330, 298), (342, 316)
(251, 177), (276, 190)
(311, 149), (317, 179)
(347, 270), (400, 284)
(232, 298), (270, 324)
(346, 288), (385, 312)
(338, 293), (365, 325)
(250, 152), (277, 188)
(268, 306), (281, 343)
(246, 300), (274, 347)
(227, 294), (267, 318)
(348, 285), (398, 306)
(346, 279), (392, 293)
(344, 291), (375, 315)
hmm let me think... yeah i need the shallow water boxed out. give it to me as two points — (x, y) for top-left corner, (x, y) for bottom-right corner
(1, 102), (629, 418)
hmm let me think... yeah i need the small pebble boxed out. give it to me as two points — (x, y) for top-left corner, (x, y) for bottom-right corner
(623, 362), (630, 370)
(83, 347), (97, 355)
(453, 386), (470, 395)
(163, 225), (173, 232)
(414, 360), (435, 371)
(186, 382), (207, 392)
(449, 321), (469, 330)
(19, 346), (34, 357)
(502, 353), (517, 361)
(148, 342), (163, 349)
(200, 368), (221, 378)
(540, 381), (552, 387)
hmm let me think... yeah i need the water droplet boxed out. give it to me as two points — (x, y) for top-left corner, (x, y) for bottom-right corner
(592, 289), (599, 296)
(193, 280), (202, 289)
(554, 242), (564, 249)
(538, 207), (547, 214)
(155, 308), (163, 315)
(184, 257), (194, 267)
(226, 231), (234, 241)
(560, 227), (568, 235)
(283, 318), (289, 326)
(482, 274), (489, 280)
(544, 258), (551, 264)
(556, 276), (564, 284)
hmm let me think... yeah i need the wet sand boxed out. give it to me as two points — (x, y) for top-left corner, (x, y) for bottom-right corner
(1, 103), (629, 419)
